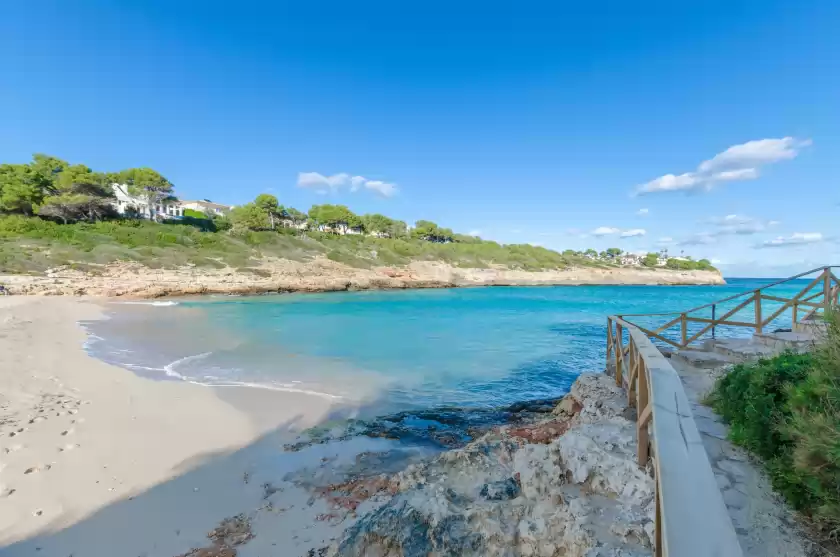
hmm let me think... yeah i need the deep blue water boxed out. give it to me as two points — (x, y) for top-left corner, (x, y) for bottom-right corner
(84, 277), (815, 412)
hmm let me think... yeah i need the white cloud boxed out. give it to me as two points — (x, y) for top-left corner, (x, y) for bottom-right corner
(637, 208), (649, 216)
(759, 232), (824, 248)
(678, 233), (716, 246)
(634, 137), (810, 195)
(349, 175), (367, 191)
(636, 173), (701, 194)
(658, 237), (674, 244)
(297, 172), (398, 197)
(707, 214), (752, 225)
(297, 172), (350, 192)
(703, 214), (778, 236)
(698, 138), (810, 173)
(363, 180), (397, 197)
(620, 228), (647, 238)
(591, 226), (646, 238)
(591, 226), (621, 236)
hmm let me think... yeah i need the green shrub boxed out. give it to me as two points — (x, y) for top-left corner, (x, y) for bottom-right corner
(325, 249), (371, 269)
(784, 316), (840, 530)
(711, 352), (813, 459)
(183, 208), (206, 219)
(0, 214), (714, 275)
(710, 315), (840, 532)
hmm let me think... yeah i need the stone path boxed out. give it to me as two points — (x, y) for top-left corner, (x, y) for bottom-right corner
(670, 329), (826, 556)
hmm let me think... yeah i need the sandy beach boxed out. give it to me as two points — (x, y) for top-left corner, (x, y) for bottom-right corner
(0, 297), (345, 556)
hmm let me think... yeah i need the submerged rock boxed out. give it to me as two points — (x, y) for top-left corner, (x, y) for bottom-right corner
(285, 396), (563, 453)
(176, 514), (254, 557)
(326, 373), (655, 557)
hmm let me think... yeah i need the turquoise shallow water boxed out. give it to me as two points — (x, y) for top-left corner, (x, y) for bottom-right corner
(84, 277), (813, 413)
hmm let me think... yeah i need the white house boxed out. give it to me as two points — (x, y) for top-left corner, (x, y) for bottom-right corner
(180, 200), (234, 216)
(279, 218), (309, 230)
(111, 184), (184, 220)
(314, 223), (364, 235)
(181, 199), (234, 216)
(619, 253), (643, 266)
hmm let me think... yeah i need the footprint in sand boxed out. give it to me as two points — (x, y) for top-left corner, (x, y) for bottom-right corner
(23, 464), (51, 475)
(60, 428), (75, 437)
(3, 444), (24, 454)
(28, 416), (46, 425)
(58, 444), (80, 453)
(9, 428), (25, 438)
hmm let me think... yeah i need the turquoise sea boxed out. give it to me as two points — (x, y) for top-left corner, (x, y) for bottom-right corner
(84, 277), (812, 413)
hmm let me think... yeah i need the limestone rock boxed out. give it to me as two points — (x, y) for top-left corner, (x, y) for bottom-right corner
(327, 372), (655, 557)
(0, 258), (723, 297)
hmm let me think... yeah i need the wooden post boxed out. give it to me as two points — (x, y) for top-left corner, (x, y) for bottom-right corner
(606, 318), (613, 373)
(754, 290), (762, 334)
(792, 301), (798, 328)
(637, 359), (650, 467)
(824, 268), (832, 315)
(680, 313), (687, 347)
(615, 323), (624, 387)
(711, 304), (716, 339)
(628, 342), (637, 406)
(654, 487), (663, 557)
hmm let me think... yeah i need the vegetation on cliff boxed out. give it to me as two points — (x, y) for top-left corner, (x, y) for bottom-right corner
(709, 316), (840, 534)
(0, 153), (716, 274)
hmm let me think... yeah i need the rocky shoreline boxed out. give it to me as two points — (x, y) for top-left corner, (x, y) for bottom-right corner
(275, 372), (654, 557)
(1, 257), (725, 297)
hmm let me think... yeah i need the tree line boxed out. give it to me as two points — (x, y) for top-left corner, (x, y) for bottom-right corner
(229, 193), (457, 243)
(557, 247), (712, 270)
(0, 154), (715, 270)
(0, 154), (174, 224)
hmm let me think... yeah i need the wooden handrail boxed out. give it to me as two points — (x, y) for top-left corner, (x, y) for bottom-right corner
(618, 266), (840, 349)
(684, 265), (838, 313)
(605, 266), (840, 554)
(607, 317), (743, 556)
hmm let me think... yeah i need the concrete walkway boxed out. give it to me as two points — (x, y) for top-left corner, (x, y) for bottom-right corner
(670, 330), (824, 556)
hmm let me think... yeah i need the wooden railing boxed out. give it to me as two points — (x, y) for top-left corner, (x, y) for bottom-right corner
(605, 266), (839, 555)
(616, 266), (840, 350)
(606, 317), (743, 556)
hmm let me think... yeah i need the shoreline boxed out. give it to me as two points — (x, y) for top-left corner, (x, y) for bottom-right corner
(0, 295), (705, 556)
(0, 295), (590, 557)
(1, 258), (725, 298)
(112, 279), (730, 303)
(0, 296), (340, 550)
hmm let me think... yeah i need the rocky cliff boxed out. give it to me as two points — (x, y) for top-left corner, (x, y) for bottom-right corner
(0, 257), (724, 297)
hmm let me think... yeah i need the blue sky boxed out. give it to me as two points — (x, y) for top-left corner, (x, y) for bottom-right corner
(1, 1), (838, 277)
